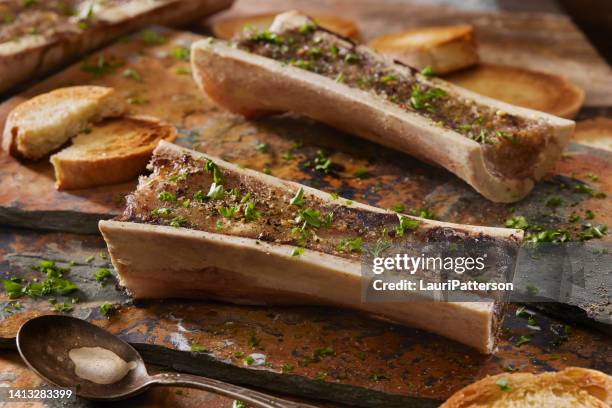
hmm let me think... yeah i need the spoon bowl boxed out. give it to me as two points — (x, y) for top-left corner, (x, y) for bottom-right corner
(17, 314), (148, 400)
(17, 315), (315, 407)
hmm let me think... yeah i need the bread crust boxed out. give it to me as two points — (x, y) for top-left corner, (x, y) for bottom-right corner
(369, 25), (478, 74)
(2, 85), (124, 160)
(444, 64), (585, 119)
(441, 367), (612, 407)
(191, 34), (574, 203)
(50, 115), (177, 190)
(0, 0), (233, 94)
(573, 117), (612, 152)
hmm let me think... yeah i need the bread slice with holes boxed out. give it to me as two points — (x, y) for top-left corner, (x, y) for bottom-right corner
(2, 86), (125, 160)
(441, 367), (612, 408)
(211, 12), (360, 40)
(444, 64), (585, 119)
(50, 115), (177, 190)
(368, 25), (478, 75)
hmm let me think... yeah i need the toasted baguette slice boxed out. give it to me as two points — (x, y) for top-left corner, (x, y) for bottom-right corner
(441, 367), (612, 407)
(368, 25), (478, 75)
(211, 12), (360, 40)
(573, 117), (612, 152)
(2, 86), (125, 160)
(444, 64), (585, 119)
(0, 0), (233, 94)
(191, 11), (575, 203)
(100, 140), (524, 353)
(50, 115), (177, 190)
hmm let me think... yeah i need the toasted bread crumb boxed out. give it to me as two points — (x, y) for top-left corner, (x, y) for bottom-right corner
(442, 367), (612, 408)
(2, 86), (124, 160)
(50, 115), (177, 190)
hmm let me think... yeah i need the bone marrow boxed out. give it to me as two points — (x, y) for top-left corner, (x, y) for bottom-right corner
(100, 141), (523, 353)
(191, 11), (575, 202)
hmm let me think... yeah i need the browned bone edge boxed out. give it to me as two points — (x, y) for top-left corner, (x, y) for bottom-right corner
(189, 13), (575, 203)
(99, 141), (523, 353)
(0, 0), (234, 95)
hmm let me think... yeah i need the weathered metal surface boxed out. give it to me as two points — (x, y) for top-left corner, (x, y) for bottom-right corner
(0, 229), (610, 406)
(0, 2), (611, 406)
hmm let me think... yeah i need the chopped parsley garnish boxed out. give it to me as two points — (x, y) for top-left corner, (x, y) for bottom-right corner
(314, 346), (335, 358)
(585, 210), (595, 219)
(243, 202), (259, 221)
(420, 66), (435, 77)
(336, 237), (363, 253)
(171, 47), (190, 60)
(413, 208), (435, 219)
(94, 267), (112, 283)
(232, 401), (248, 408)
(526, 228), (571, 243)
(298, 22), (316, 34)
(395, 216), (419, 236)
(219, 206), (237, 219)
(151, 207), (172, 217)
(243, 356), (255, 365)
(190, 341), (207, 353)
(496, 130), (518, 144)
(391, 203), (405, 213)
(250, 30), (283, 45)
(353, 168), (369, 179)
(99, 303), (113, 316)
(515, 306), (530, 318)
(122, 68), (142, 81)
(205, 160), (224, 184)
(52, 302), (72, 313)
(381, 74), (396, 83)
(409, 85), (446, 111)
(158, 191), (176, 202)
(255, 143), (268, 153)
(81, 56), (122, 77)
(141, 29), (166, 45)
(314, 150), (332, 173)
(514, 335), (531, 346)
(247, 333), (260, 348)
(291, 247), (304, 257)
(296, 208), (321, 228)
(290, 187), (305, 207)
(170, 216), (187, 228)
(496, 378), (511, 392)
(206, 183), (225, 200)
(573, 183), (606, 198)
(579, 224), (608, 240)
(168, 171), (188, 182)
(505, 216), (529, 230)
(175, 67), (192, 75)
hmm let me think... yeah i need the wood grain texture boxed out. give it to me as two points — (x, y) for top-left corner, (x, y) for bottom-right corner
(207, 0), (612, 106)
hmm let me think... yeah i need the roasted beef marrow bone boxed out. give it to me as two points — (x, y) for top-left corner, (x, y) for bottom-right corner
(99, 141), (523, 353)
(190, 11), (575, 203)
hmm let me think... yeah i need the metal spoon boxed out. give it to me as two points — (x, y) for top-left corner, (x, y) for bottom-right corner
(17, 315), (316, 407)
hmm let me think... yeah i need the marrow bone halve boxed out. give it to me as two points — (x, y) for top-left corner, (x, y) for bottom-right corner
(190, 11), (575, 203)
(99, 141), (523, 353)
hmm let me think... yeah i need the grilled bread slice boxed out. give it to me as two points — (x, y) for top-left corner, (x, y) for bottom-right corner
(573, 117), (612, 152)
(50, 115), (177, 190)
(2, 86), (125, 160)
(369, 25), (478, 75)
(441, 367), (612, 407)
(0, 0), (233, 94)
(191, 11), (575, 203)
(100, 140), (524, 353)
(211, 12), (360, 40)
(444, 64), (585, 119)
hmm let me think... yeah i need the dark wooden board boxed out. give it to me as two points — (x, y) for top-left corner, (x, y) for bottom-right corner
(1, 228), (610, 407)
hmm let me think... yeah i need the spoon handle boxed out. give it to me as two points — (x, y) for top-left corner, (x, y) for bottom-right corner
(150, 372), (318, 408)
